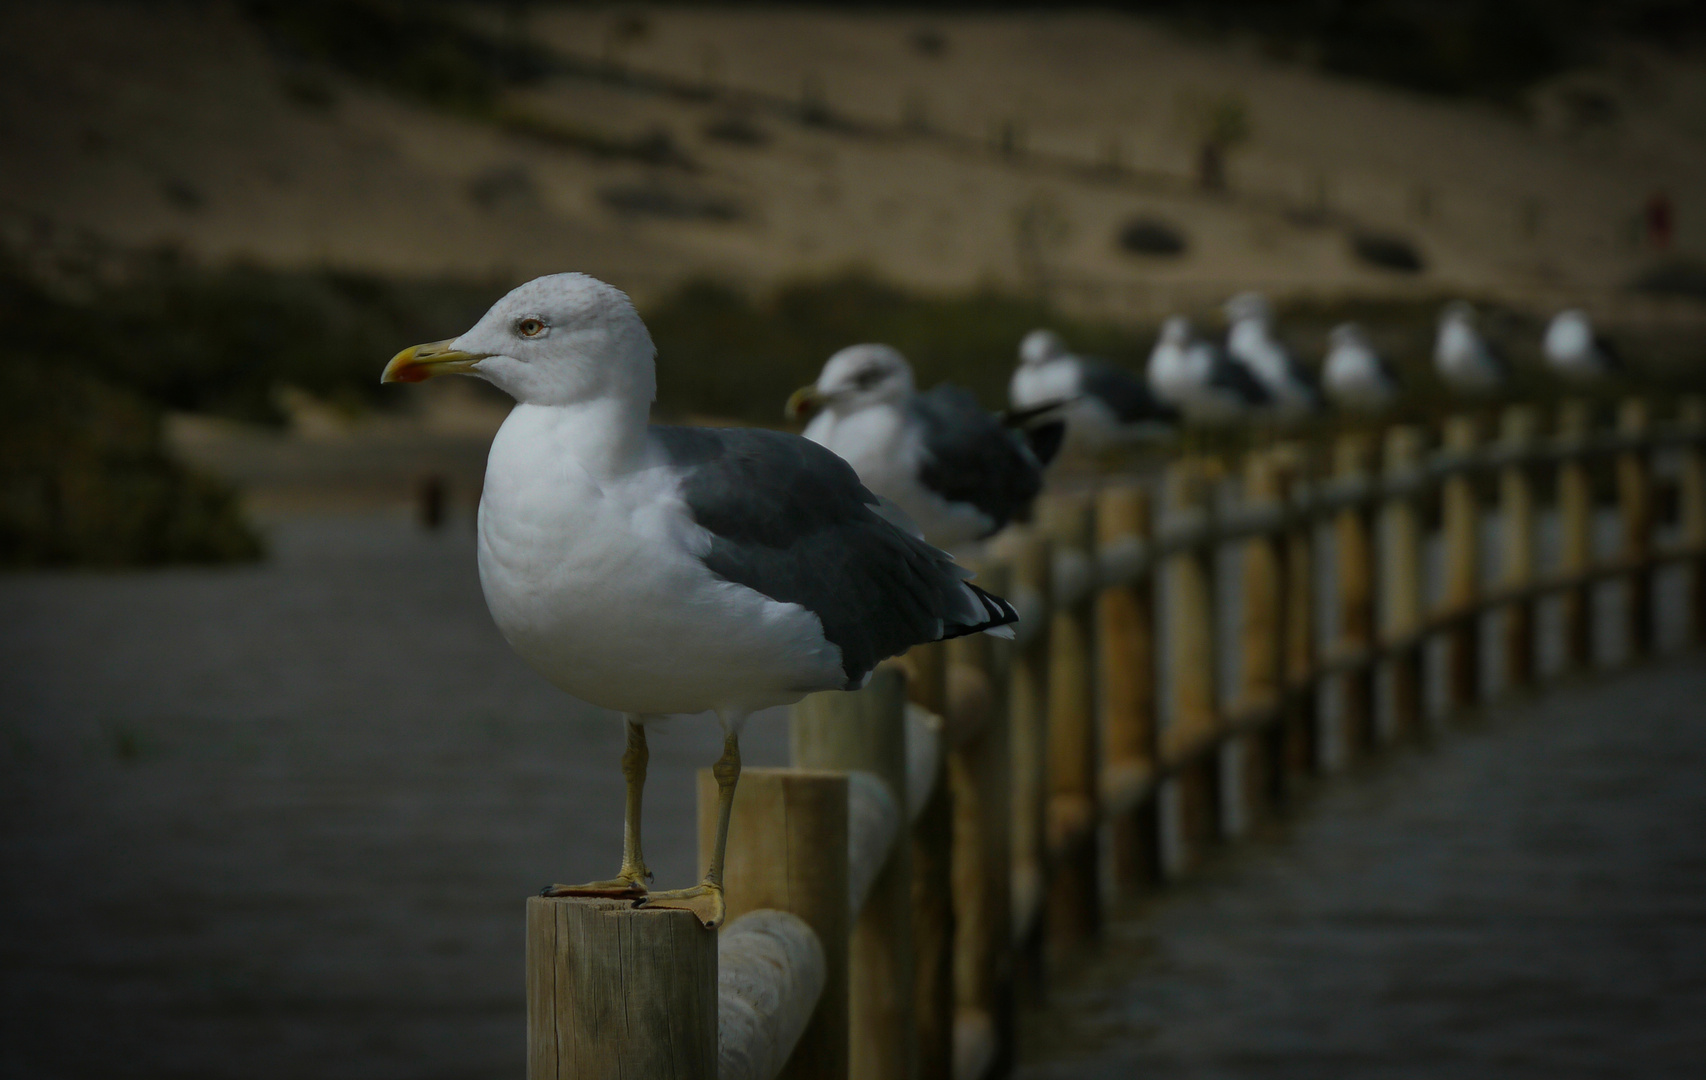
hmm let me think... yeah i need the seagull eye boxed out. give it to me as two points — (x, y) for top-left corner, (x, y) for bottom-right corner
(853, 367), (885, 389)
(516, 318), (546, 338)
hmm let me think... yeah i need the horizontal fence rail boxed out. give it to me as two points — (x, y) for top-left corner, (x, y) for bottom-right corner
(527, 396), (1706, 1080)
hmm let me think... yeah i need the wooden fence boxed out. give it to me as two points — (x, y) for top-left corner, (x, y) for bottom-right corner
(525, 395), (1706, 1080)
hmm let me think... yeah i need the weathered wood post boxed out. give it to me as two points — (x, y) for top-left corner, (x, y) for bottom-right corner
(1277, 444), (1319, 777)
(1617, 397), (1655, 659)
(1332, 433), (1377, 757)
(1680, 397), (1706, 641)
(704, 768), (850, 1080)
(526, 899), (717, 1079)
(1096, 482), (1160, 888)
(1042, 494), (1099, 948)
(1556, 401), (1595, 671)
(1163, 460), (1218, 872)
(945, 563), (1012, 1080)
(792, 668), (915, 1080)
(1236, 451), (1285, 821)
(1441, 415), (1482, 709)
(902, 644), (953, 1080)
(1381, 426), (1426, 738)
(1004, 530), (1050, 996)
(1499, 406), (1539, 689)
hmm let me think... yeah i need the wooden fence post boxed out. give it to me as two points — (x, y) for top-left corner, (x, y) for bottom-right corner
(1557, 401), (1595, 671)
(1042, 494), (1099, 949)
(1004, 530), (1050, 996)
(704, 768), (850, 1080)
(1617, 397), (1655, 659)
(526, 898), (716, 1079)
(1278, 444), (1319, 777)
(1236, 451), (1285, 820)
(1381, 426), (1426, 738)
(792, 669), (915, 1080)
(1499, 406), (1539, 689)
(946, 563), (1012, 1080)
(1680, 397), (1706, 642)
(903, 645), (953, 1080)
(1332, 434), (1377, 758)
(1097, 482), (1160, 889)
(1441, 415), (1482, 709)
(1163, 460), (1218, 872)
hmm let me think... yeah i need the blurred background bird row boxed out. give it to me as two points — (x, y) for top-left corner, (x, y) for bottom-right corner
(774, 294), (1635, 550)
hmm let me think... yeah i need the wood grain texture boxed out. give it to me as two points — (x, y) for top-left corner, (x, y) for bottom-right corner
(701, 768), (848, 1080)
(1499, 407), (1539, 689)
(1382, 426), (1427, 738)
(792, 671), (916, 1080)
(1617, 398), (1655, 658)
(1556, 401), (1595, 670)
(1441, 416), (1482, 708)
(1041, 493), (1099, 948)
(1333, 434), (1377, 758)
(1097, 482), (1160, 888)
(525, 897), (716, 1080)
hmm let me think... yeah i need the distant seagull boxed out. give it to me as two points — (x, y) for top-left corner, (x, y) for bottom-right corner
(1543, 309), (1621, 382)
(1323, 323), (1401, 411)
(1010, 328), (1179, 454)
(380, 273), (1015, 928)
(1434, 301), (1510, 393)
(786, 344), (1058, 549)
(1224, 292), (1322, 420)
(1148, 315), (1271, 423)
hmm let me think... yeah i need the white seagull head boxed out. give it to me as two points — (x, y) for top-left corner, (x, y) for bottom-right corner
(1440, 299), (1477, 328)
(382, 273), (657, 408)
(787, 343), (915, 420)
(1018, 328), (1069, 367)
(1329, 323), (1369, 349)
(1224, 291), (1271, 326)
(1159, 315), (1193, 346)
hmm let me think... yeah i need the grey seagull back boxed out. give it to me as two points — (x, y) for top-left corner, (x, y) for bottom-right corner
(653, 425), (1017, 687)
(907, 385), (1045, 536)
(1080, 359), (1179, 424)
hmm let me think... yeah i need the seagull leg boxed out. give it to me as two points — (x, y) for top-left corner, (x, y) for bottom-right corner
(642, 722), (740, 929)
(542, 717), (652, 899)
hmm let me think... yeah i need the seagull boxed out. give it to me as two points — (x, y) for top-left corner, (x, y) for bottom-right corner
(1147, 315), (1271, 424)
(1009, 328), (1178, 454)
(1224, 292), (1322, 420)
(380, 273), (1017, 928)
(1434, 300), (1509, 393)
(1322, 323), (1401, 412)
(1543, 309), (1621, 382)
(785, 344), (1059, 549)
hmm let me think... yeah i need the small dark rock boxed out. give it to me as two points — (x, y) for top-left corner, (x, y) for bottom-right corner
(1352, 233), (1425, 273)
(1630, 258), (1706, 301)
(1116, 217), (1188, 257)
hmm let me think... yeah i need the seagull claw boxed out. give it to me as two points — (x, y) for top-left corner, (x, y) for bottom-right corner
(639, 882), (724, 930)
(540, 877), (648, 900)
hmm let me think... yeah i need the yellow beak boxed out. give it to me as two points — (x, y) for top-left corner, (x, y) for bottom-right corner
(381, 339), (490, 384)
(785, 385), (827, 422)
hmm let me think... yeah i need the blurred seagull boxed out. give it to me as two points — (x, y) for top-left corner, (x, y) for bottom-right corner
(1010, 328), (1178, 454)
(1543, 309), (1621, 382)
(1224, 292), (1322, 420)
(1322, 323), (1401, 412)
(380, 273), (1016, 928)
(786, 343), (1059, 549)
(1147, 315), (1271, 423)
(1434, 300), (1509, 393)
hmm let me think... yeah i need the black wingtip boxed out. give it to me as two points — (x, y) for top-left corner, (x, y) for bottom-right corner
(1024, 420), (1067, 467)
(939, 582), (1019, 642)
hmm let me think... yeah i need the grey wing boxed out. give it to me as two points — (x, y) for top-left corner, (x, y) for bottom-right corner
(1080, 360), (1180, 424)
(1207, 345), (1272, 405)
(652, 426), (1017, 687)
(908, 385), (1044, 536)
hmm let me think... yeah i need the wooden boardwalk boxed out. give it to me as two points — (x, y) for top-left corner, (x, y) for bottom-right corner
(1019, 657), (1706, 1080)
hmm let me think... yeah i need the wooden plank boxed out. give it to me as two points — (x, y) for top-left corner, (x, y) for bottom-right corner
(1441, 415), (1482, 708)
(792, 669), (915, 1080)
(1333, 434), (1377, 757)
(701, 768), (849, 1080)
(1381, 426), (1427, 738)
(1557, 401), (1595, 671)
(1500, 407), (1539, 688)
(1041, 493), (1099, 947)
(1618, 398), (1655, 658)
(1096, 482), (1160, 889)
(525, 897), (716, 1080)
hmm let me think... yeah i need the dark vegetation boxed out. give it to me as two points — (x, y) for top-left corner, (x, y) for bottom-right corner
(1352, 233), (1426, 274)
(1117, 218), (1188, 257)
(0, 250), (506, 567)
